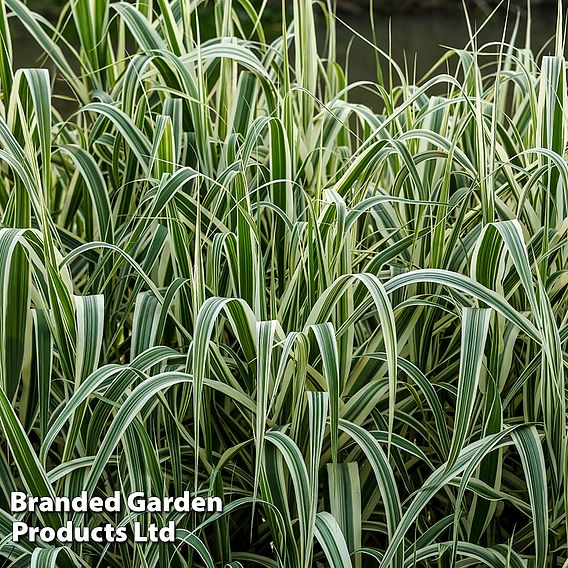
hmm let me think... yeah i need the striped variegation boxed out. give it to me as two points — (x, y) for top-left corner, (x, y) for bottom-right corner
(0, 0), (566, 566)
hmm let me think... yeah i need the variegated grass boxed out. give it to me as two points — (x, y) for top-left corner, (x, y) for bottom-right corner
(0, 0), (566, 566)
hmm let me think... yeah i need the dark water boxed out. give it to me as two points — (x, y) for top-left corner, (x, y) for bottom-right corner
(9, 8), (561, 108)
(333, 9), (559, 104)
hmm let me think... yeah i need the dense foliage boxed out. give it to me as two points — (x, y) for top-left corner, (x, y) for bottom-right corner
(0, 0), (567, 566)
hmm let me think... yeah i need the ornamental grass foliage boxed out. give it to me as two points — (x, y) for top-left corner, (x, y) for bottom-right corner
(0, 0), (566, 566)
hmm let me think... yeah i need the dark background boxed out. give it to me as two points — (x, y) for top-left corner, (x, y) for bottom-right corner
(25, 0), (559, 19)
(337, 0), (555, 14)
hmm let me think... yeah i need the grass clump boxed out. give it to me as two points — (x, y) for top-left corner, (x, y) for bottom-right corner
(0, 0), (567, 566)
